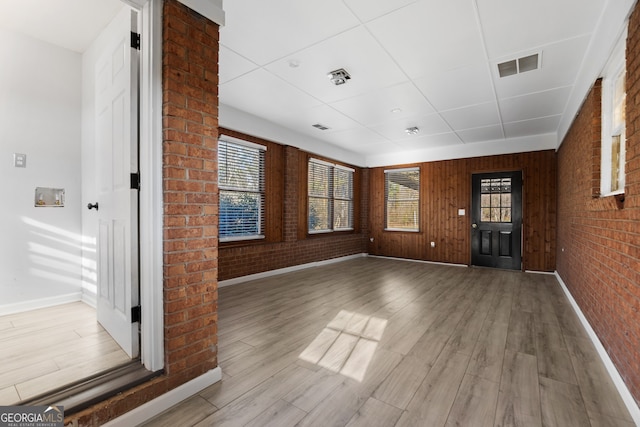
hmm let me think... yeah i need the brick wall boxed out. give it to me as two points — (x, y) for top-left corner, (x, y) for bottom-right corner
(557, 2), (640, 406)
(65, 1), (220, 424)
(218, 132), (369, 281)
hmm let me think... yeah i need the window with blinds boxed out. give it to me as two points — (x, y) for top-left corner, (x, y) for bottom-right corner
(308, 159), (354, 233)
(218, 137), (266, 241)
(385, 167), (420, 231)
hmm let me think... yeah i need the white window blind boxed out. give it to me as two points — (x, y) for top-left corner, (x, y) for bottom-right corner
(218, 138), (266, 241)
(308, 159), (354, 233)
(385, 167), (420, 231)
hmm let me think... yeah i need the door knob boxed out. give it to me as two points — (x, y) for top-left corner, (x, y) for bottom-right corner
(471, 223), (478, 229)
(87, 202), (99, 211)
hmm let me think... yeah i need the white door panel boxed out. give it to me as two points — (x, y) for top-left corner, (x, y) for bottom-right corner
(95, 8), (140, 358)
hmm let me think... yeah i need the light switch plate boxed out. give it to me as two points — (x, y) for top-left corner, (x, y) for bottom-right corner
(13, 153), (26, 168)
(458, 209), (465, 216)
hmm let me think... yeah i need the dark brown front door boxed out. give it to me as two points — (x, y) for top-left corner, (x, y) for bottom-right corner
(471, 171), (522, 270)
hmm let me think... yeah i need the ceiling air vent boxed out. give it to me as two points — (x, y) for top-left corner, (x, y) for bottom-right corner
(498, 53), (539, 78)
(312, 123), (330, 131)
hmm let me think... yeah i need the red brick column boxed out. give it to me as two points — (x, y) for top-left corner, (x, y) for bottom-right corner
(162, 0), (219, 383)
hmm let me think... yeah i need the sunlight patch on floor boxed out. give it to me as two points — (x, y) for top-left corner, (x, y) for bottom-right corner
(299, 310), (387, 382)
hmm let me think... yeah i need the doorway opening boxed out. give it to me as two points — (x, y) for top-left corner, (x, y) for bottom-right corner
(0, 0), (142, 404)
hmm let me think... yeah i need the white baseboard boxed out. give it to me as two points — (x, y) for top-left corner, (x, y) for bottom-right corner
(554, 272), (640, 426)
(0, 292), (82, 316)
(102, 367), (222, 427)
(219, 253), (367, 287)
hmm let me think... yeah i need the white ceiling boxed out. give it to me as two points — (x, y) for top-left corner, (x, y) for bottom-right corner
(0, 0), (124, 53)
(1, 0), (635, 166)
(219, 0), (634, 165)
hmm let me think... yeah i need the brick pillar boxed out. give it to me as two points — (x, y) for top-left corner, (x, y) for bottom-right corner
(162, 0), (219, 381)
(284, 145), (299, 242)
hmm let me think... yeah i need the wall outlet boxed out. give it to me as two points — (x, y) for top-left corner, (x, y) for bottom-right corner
(13, 153), (27, 168)
(430, 241), (436, 248)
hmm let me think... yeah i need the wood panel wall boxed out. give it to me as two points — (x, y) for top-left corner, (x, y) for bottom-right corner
(368, 150), (557, 271)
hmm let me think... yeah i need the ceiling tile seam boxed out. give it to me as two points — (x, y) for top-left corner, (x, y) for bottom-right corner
(339, 0), (420, 25)
(497, 84), (575, 102)
(358, 20), (463, 145)
(502, 113), (563, 126)
(488, 32), (595, 63)
(469, 0), (508, 143)
(218, 43), (262, 85)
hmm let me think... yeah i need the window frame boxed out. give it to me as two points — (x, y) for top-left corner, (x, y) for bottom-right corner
(384, 167), (420, 232)
(218, 135), (267, 242)
(307, 158), (355, 234)
(600, 29), (627, 197)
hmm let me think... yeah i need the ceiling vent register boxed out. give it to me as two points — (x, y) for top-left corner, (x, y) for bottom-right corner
(497, 53), (539, 78)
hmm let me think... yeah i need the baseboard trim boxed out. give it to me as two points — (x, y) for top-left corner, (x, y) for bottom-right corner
(554, 271), (640, 426)
(102, 366), (222, 427)
(219, 253), (367, 287)
(0, 292), (82, 316)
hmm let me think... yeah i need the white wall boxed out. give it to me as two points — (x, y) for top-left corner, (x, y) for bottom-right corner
(0, 29), (83, 314)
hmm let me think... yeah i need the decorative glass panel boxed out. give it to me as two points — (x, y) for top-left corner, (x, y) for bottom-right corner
(480, 178), (512, 223)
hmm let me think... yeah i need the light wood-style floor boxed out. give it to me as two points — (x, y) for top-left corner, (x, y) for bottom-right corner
(144, 257), (634, 427)
(0, 301), (130, 404)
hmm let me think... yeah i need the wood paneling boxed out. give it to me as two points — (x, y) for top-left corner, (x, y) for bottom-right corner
(369, 150), (557, 271)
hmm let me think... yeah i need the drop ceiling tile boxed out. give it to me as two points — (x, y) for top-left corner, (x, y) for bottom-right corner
(477, 0), (605, 58)
(395, 132), (463, 150)
(499, 86), (572, 123)
(457, 125), (504, 143)
(331, 82), (435, 126)
(220, 69), (322, 122)
(504, 115), (562, 139)
(492, 36), (591, 99)
(265, 26), (408, 103)
(220, 0), (360, 65)
(370, 113), (451, 139)
(319, 127), (390, 148)
(343, 0), (419, 23)
(367, 0), (485, 79)
(275, 104), (362, 134)
(440, 102), (501, 131)
(219, 46), (258, 84)
(414, 63), (495, 111)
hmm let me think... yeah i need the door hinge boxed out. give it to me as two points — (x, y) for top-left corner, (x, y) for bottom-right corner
(131, 172), (140, 190)
(131, 305), (141, 323)
(131, 32), (141, 50)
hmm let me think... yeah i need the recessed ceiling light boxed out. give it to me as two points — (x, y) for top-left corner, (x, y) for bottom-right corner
(391, 108), (402, 114)
(327, 68), (351, 85)
(405, 127), (420, 135)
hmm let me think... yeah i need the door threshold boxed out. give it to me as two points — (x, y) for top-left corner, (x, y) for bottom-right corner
(20, 361), (161, 415)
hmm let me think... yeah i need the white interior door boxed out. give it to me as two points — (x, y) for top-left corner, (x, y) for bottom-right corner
(94, 8), (140, 358)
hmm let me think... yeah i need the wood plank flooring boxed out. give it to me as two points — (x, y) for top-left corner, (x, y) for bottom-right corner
(0, 301), (130, 404)
(143, 257), (635, 427)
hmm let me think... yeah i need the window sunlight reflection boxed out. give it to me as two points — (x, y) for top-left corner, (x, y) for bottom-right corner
(299, 310), (388, 382)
